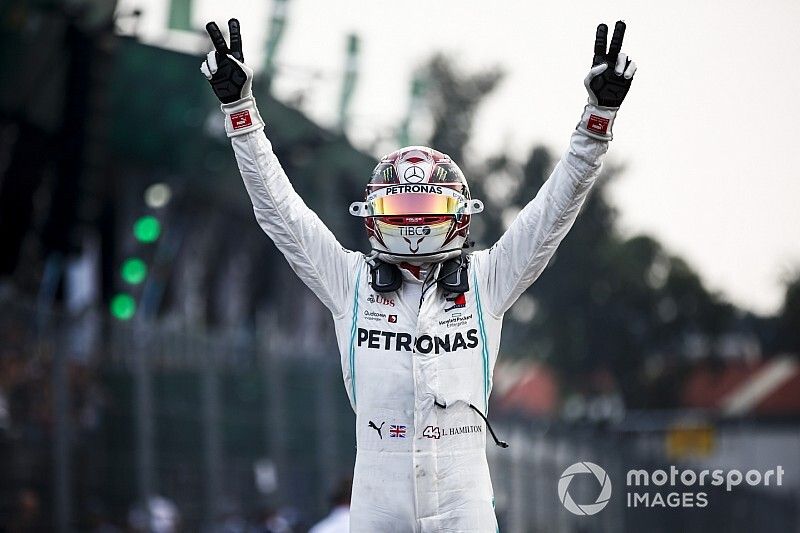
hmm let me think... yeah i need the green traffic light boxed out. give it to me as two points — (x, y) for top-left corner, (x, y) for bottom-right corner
(110, 293), (136, 320)
(121, 258), (147, 285)
(133, 215), (161, 243)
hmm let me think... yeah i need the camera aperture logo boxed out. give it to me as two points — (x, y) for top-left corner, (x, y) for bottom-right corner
(558, 462), (612, 516)
(559, 461), (785, 515)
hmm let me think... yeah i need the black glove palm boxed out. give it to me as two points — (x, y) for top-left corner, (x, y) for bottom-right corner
(204, 19), (249, 104)
(588, 21), (634, 108)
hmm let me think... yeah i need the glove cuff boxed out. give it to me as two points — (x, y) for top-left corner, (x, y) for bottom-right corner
(220, 96), (264, 137)
(576, 104), (618, 141)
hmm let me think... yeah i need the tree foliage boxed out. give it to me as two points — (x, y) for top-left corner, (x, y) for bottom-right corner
(421, 54), (503, 164)
(775, 272), (800, 353)
(419, 55), (739, 407)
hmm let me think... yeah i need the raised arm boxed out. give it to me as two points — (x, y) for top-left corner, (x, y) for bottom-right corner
(201, 19), (359, 317)
(474, 21), (637, 316)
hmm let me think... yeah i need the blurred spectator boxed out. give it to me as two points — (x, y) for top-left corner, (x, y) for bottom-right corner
(127, 495), (180, 533)
(0, 381), (9, 433)
(308, 478), (351, 533)
(86, 500), (122, 533)
(90, 520), (121, 533)
(0, 352), (23, 435)
(5, 488), (43, 533)
(251, 507), (293, 533)
(205, 500), (247, 533)
(71, 363), (105, 435)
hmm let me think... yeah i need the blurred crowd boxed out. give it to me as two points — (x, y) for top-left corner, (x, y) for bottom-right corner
(0, 488), (350, 533)
(0, 314), (102, 532)
(0, 348), (106, 442)
(0, 309), (353, 532)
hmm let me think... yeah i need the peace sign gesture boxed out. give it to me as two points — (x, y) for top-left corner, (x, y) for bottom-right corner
(206, 19), (244, 62)
(201, 18), (253, 104)
(585, 21), (637, 109)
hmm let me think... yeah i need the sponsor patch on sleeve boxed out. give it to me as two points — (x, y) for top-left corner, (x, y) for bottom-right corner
(231, 110), (253, 130)
(586, 114), (610, 134)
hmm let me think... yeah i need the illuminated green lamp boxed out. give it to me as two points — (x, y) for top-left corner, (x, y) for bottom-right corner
(121, 258), (148, 285)
(133, 215), (161, 243)
(110, 293), (136, 320)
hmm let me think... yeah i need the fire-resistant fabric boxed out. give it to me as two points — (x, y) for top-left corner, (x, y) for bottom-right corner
(226, 98), (608, 532)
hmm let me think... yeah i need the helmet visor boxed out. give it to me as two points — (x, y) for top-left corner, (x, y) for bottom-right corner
(350, 186), (483, 218)
(371, 193), (461, 216)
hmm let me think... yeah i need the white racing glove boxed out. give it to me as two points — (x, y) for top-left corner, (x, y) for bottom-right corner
(200, 19), (264, 137)
(577, 21), (637, 141)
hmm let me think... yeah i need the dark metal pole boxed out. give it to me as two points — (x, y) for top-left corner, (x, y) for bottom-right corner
(260, 313), (287, 502)
(201, 334), (222, 523)
(133, 323), (155, 505)
(52, 315), (72, 532)
(315, 359), (337, 512)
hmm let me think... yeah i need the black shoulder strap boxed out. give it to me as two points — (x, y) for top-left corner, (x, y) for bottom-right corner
(438, 252), (470, 294)
(369, 260), (402, 293)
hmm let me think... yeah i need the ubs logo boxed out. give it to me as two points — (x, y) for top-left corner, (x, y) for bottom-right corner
(367, 294), (396, 307)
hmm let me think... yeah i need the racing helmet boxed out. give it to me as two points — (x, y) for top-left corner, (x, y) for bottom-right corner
(349, 146), (484, 264)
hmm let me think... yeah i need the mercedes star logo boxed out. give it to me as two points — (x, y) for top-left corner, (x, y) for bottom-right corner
(403, 165), (425, 183)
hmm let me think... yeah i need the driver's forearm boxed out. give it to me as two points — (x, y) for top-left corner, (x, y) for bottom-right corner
(478, 128), (607, 316)
(224, 98), (357, 316)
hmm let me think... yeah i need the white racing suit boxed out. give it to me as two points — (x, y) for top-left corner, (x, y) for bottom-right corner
(223, 97), (608, 532)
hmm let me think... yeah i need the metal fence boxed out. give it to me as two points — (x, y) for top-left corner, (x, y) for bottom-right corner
(0, 297), (355, 531)
(1, 295), (799, 532)
(488, 419), (800, 532)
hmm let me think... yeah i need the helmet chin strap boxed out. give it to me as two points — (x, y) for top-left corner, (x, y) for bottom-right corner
(374, 248), (463, 265)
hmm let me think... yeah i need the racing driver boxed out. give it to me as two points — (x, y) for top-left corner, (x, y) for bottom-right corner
(201, 18), (636, 532)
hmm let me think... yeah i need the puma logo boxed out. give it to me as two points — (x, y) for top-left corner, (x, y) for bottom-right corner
(368, 420), (385, 439)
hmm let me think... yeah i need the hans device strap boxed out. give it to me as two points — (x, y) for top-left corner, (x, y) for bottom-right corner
(369, 254), (470, 295)
(438, 254), (470, 294)
(369, 261), (402, 293)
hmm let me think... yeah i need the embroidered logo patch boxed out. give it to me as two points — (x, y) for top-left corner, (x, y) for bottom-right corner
(587, 114), (610, 134)
(231, 110), (253, 130)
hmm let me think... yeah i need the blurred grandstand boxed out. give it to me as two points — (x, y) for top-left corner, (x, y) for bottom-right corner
(1, 1), (799, 532)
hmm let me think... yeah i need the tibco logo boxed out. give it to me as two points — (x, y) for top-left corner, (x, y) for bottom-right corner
(400, 226), (431, 237)
(558, 462), (612, 516)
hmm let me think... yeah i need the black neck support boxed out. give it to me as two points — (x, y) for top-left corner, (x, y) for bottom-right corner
(369, 253), (470, 295)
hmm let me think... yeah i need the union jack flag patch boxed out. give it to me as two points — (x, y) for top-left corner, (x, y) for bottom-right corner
(389, 424), (406, 438)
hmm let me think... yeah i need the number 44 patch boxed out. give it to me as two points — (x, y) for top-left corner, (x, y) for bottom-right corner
(423, 425), (442, 439)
